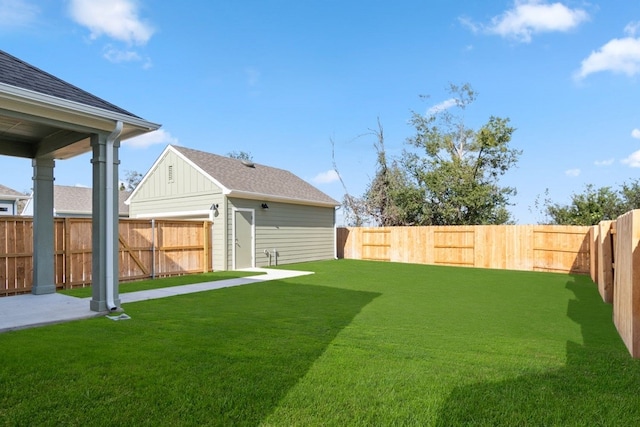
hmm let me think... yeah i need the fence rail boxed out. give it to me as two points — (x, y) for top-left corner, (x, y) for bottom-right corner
(0, 217), (212, 296)
(337, 225), (591, 274)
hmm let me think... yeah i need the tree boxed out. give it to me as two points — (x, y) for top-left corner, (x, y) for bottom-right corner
(619, 179), (640, 213)
(332, 120), (423, 226)
(540, 180), (640, 226)
(361, 120), (424, 226)
(402, 83), (520, 225)
(122, 170), (143, 191)
(227, 150), (253, 162)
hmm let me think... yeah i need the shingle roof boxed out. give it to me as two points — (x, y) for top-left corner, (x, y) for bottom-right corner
(172, 146), (339, 206)
(0, 184), (27, 199)
(0, 49), (139, 118)
(53, 185), (130, 216)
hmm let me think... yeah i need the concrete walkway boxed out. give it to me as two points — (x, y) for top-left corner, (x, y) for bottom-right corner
(0, 268), (313, 333)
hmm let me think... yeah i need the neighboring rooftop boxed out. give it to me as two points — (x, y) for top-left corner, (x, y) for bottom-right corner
(172, 145), (340, 206)
(0, 49), (138, 118)
(21, 185), (130, 217)
(0, 184), (27, 199)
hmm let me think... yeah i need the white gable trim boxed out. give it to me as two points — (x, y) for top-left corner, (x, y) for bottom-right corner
(126, 144), (230, 205)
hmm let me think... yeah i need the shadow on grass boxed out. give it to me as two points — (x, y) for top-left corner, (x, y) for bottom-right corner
(0, 281), (380, 426)
(435, 275), (640, 426)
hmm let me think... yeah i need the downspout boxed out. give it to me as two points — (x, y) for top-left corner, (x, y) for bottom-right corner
(151, 218), (156, 279)
(106, 121), (123, 311)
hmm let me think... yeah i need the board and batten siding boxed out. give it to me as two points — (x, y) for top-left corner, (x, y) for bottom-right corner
(129, 150), (222, 213)
(226, 198), (335, 269)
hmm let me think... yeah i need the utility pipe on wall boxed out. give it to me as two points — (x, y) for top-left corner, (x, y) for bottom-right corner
(151, 218), (156, 279)
(105, 121), (123, 311)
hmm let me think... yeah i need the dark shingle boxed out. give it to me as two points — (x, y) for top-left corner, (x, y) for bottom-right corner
(173, 146), (339, 206)
(0, 49), (140, 118)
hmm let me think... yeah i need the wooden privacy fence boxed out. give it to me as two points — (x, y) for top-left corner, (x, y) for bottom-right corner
(0, 217), (212, 296)
(591, 211), (640, 358)
(337, 225), (591, 274)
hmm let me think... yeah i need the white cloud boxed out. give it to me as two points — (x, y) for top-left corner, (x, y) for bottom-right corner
(312, 169), (340, 184)
(0, 0), (39, 29)
(122, 129), (178, 149)
(427, 98), (457, 115)
(625, 21), (640, 37)
(632, 128), (640, 139)
(594, 159), (614, 167)
(565, 168), (581, 177)
(68, 0), (154, 45)
(575, 35), (640, 80)
(471, 0), (589, 43)
(103, 45), (141, 63)
(622, 150), (640, 168)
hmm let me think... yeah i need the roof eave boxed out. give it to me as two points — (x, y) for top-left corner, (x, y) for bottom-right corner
(0, 82), (161, 138)
(226, 190), (340, 208)
(0, 194), (28, 201)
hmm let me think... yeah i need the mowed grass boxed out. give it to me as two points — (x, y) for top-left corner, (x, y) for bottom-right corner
(59, 270), (265, 298)
(1, 260), (640, 426)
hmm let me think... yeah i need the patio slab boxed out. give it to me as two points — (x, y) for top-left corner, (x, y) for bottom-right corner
(0, 268), (313, 333)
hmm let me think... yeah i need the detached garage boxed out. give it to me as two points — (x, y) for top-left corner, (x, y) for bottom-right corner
(126, 145), (340, 270)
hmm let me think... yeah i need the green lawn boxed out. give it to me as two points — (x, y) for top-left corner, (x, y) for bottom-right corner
(1, 259), (639, 426)
(59, 270), (265, 298)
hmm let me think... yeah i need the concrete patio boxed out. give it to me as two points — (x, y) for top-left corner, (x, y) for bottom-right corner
(0, 268), (313, 333)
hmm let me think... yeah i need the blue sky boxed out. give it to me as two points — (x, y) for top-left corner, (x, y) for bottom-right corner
(1, 0), (639, 224)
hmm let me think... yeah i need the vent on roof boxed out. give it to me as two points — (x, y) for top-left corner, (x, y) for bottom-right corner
(240, 160), (255, 168)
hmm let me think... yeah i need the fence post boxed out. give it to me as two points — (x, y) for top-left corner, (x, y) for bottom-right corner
(64, 217), (71, 289)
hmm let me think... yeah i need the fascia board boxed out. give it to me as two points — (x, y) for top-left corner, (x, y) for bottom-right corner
(0, 82), (160, 135)
(0, 194), (29, 201)
(227, 190), (340, 208)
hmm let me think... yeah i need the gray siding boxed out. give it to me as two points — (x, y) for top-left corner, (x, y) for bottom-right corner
(226, 198), (335, 269)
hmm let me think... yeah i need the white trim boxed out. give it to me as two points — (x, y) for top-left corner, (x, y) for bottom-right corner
(226, 190), (340, 208)
(125, 144), (173, 203)
(231, 208), (255, 270)
(125, 144), (340, 208)
(130, 209), (211, 219)
(169, 146), (230, 193)
(0, 82), (160, 133)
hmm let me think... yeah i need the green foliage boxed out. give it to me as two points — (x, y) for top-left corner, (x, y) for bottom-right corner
(403, 83), (520, 225)
(342, 84), (520, 226)
(540, 179), (640, 225)
(227, 150), (253, 162)
(122, 169), (143, 191)
(362, 121), (425, 226)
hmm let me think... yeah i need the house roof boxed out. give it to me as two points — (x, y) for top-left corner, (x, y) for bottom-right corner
(166, 145), (340, 207)
(52, 185), (130, 216)
(0, 49), (160, 159)
(0, 50), (139, 118)
(0, 184), (27, 200)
